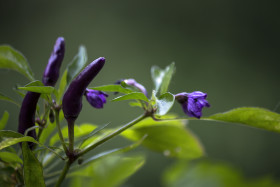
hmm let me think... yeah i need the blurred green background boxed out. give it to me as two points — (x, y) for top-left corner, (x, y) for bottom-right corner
(1, 0), (280, 186)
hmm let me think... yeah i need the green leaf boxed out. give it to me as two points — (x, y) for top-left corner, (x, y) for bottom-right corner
(121, 117), (204, 159)
(162, 160), (280, 187)
(0, 92), (20, 107)
(206, 107), (280, 133)
(0, 131), (38, 150)
(112, 92), (149, 102)
(67, 45), (88, 84)
(0, 130), (64, 160)
(151, 62), (175, 95)
(18, 80), (54, 94)
(162, 160), (243, 187)
(57, 70), (68, 103)
(70, 154), (145, 187)
(22, 142), (45, 187)
(77, 123), (110, 148)
(80, 136), (146, 165)
(0, 45), (34, 81)
(23, 80), (44, 87)
(91, 85), (133, 94)
(151, 66), (164, 92)
(155, 92), (175, 116)
(129, 101), (143, 108)
(0, 111), (9, 130)
(0, 151), (23, 164)
(160, 62), (175, 94)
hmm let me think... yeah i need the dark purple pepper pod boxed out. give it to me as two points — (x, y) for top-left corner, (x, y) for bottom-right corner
(62, 57), (105, 121)
(42, 37), (65, 86)
(18, 92), (40, 147)
(18, 37), (65, 148)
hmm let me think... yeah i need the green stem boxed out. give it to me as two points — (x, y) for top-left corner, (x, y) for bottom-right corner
(54, 159), (71, 187)
(55, 110), (68, 153)
(77, 113), (148, 157)
(67, 119), (75, 154)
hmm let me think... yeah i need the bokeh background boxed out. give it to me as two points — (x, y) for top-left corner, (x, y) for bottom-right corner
(1, 0), (280, 186)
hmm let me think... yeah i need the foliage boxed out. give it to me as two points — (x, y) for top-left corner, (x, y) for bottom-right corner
(0, 40), (279, 187)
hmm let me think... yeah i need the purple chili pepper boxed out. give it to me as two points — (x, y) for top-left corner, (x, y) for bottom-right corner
(62, 57), (105, 122)
(18, 92), (40, 145)
(175, 91), (210, 119)
(18, 37), (65, 148)
(43, 37), (65, 86)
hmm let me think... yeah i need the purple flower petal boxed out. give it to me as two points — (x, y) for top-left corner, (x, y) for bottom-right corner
(85, 89), (108, 109)
(176, 91), (210, 119)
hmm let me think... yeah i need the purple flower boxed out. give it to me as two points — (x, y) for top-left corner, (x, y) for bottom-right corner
(85, 89), (108, 109)
(175, 91), (210, 119)
(123, 79), (148, 96)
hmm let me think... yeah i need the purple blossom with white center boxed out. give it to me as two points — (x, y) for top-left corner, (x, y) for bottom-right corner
(175, 91), (210, 119)
(85, 89), (108, 109)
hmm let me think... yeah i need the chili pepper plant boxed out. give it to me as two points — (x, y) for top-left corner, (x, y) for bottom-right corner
(0, 37), (280, 187)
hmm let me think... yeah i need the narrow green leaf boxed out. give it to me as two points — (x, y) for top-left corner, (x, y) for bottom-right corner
(67, 45), (88, 84)
(129, 101), (143, 107)
(151, 66), (165, 92)
(206, 107), (280, 133)
(22, 142), (45, 187)
(0, 151), (23, 164)
(151, 62), (175, 95)
(155, 92), (175, 116)
(0, 130), (64, 160)
(0, 45), (34, 81)
(0, 111), (9, 130)
(70, 154), (145, 187)
(80, 135), (146, 165)
(160, 62), (175, 94)
(17, 80), (54, 94)
(0, 92), (20, 107)
(91, 85), (133, 94)
(121, 117), (204, 159)
(112, 92), (149, 102)
(23, 80), (44, 87)
(57, 70), (68, 103)
(0, 136), (37, 150)
(18, 82), (54, 94)
(13, 87), (26, 98)
(18, 86), (54, 94)
(77, 123), (110, 148)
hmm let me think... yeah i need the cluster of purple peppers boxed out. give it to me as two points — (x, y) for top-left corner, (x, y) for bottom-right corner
(18, 37), (210, 142)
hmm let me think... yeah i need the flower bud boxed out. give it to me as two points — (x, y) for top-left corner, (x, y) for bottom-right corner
(62, 57), (105, 121)
(175, 91), (210, 119)
(85, 89), (108, 109)
(123, 79), (148, 96)
(43, 37), (65, 86)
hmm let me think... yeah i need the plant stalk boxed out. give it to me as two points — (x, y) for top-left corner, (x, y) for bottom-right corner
(55, 110), (68, 153)
(67, 119), (75, 154)
(54, 159), (71, 187)
(77, 113), (148, 157)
